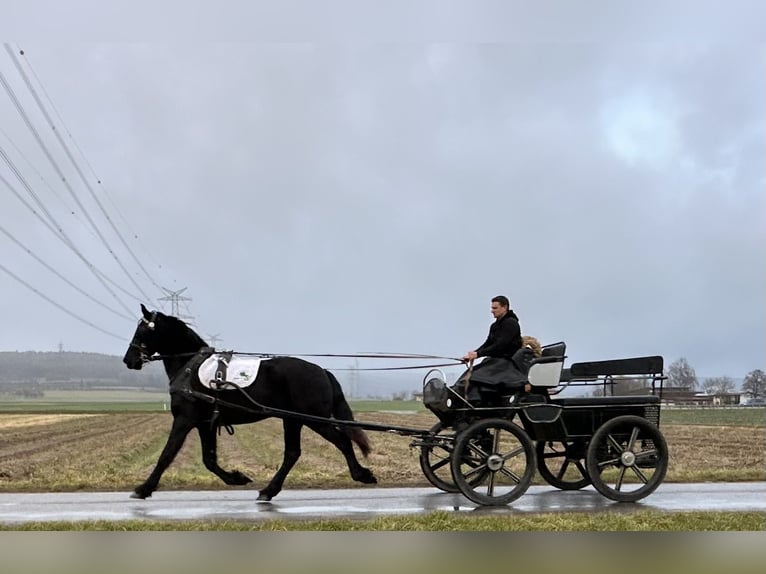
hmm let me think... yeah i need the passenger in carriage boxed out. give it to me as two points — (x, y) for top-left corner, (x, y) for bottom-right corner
(458, 295), (532, 398)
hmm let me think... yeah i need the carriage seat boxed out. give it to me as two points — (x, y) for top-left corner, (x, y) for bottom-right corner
(526, 341), (566, 388)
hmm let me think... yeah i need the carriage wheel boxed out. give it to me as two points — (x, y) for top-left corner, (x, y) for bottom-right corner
(536, 440), (591, 490)
(419, 422), (460, 492)
(419, 422), (489, 492)
(450, 418), (536, 506)
(586, 415), (668, 503)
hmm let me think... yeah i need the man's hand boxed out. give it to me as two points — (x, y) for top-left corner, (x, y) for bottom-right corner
(462, 350), (478, 362)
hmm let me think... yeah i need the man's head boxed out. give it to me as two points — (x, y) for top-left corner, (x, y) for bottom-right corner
(490, 295), (510, 319)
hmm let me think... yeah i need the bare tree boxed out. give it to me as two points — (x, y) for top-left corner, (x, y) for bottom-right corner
(667, 357), (698, 391)
(702, 376), (736, 395)
(742, 369), (766, 399)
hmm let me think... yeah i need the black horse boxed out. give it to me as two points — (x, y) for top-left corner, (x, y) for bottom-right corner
(122, 304), (377, 501)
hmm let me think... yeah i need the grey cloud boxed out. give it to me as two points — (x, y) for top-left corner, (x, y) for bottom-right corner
(0, 41), (763, 387)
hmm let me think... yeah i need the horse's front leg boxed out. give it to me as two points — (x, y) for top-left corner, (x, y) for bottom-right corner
(197, 425), (252, 485)
(131, 415), (194, 499)
(258, 419), (303, 501)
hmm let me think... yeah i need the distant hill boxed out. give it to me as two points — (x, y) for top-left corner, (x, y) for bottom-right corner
(0, 351), (165, 390)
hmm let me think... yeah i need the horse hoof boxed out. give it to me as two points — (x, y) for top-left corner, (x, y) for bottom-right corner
(355, 470), (378, 484)
(130, 490), (151, 499)
(256, 492), (273, 502)
(230, 471), (253, 485)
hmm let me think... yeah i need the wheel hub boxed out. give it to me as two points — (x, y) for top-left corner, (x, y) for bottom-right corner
(620, 450), (636, 466)
(487, 454), (504, 472)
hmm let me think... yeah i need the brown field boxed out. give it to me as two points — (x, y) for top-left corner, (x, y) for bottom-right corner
(0, 412), (763, 492)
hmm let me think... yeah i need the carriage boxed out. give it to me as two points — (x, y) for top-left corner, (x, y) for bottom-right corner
(415, 342), (669, 505)
(123, 306), (669, 507)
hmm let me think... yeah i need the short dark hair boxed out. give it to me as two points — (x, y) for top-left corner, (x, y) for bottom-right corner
(491, 295), (510, 308)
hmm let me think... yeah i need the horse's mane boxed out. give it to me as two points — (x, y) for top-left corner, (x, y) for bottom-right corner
(162, 314), (208, 348)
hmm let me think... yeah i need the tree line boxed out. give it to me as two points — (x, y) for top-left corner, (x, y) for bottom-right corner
(591, 357), (765, 399)
(666, 357), (765, 398)
(0, 351), (164, 389)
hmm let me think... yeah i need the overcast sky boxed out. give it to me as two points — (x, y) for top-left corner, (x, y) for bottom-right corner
(0, 18), (764, 382)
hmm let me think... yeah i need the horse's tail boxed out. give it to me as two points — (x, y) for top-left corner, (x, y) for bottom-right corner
(325, 370), (372, 457)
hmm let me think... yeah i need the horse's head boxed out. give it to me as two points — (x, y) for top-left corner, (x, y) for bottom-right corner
(123, 304), (209, 372)
(123, 304), (163, 370)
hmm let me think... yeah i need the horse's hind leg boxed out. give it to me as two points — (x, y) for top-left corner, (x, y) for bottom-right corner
(197, 425), (252, 486)
(307, 423), (377, 485)
(257, 419), (303, 502)
(132, 415), (194, 499)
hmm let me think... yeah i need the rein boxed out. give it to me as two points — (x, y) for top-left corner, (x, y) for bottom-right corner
(141, 348), (466, 370)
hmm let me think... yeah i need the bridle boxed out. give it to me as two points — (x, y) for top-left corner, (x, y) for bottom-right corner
(129, 312), (157, 364)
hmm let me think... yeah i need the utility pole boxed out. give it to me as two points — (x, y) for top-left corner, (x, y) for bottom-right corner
(159, 287), (194, 323)
(207, 333), (222, 349)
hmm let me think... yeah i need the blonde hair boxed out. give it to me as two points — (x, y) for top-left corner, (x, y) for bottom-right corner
(522, 335), (542, 357)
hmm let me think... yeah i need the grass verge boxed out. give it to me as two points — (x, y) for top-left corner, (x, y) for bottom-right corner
(1, 510), (763, 531)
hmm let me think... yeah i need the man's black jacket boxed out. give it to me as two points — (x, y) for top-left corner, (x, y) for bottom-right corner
(475, 310), (522, 360)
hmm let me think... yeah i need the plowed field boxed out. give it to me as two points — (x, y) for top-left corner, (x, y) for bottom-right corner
(0, 412), (763, 492)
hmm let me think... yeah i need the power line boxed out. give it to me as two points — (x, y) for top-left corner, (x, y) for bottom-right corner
(0, 124), (85, 227)
(0, 59), (154, 306)
(13, 48), (169, 291)
(6, 44), (163, 300)
(0, 155), (135, 316)
(0, 262), (125, 340)
(0, 222), (133, 320)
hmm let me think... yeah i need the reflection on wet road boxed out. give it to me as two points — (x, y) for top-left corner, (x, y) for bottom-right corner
(0, 483), (764, 524)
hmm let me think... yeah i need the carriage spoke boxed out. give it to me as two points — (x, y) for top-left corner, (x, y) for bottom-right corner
(501, 445), (526, 462)
(467, 442), (490, 459)
(614, 465), (627, 491)
(430, 456), (450, 471)
(486, 471), (496, 496)
(597, 456), (621, 469)
(492, 430), (501, 452)
(464, 462), (490, 480)
(607, 434), (625, 453)
(629, 465), (649, 484)
(627, 426), (640, 449)
(498, 466), (522, 483)
(556, 459), (571, 480)
(635, 448), (658, 462)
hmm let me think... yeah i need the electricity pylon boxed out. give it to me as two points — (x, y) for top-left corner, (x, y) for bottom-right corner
(159, 287), (194, 323)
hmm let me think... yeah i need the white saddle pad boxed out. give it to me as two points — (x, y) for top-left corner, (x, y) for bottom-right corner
(197, 354), (263, 390)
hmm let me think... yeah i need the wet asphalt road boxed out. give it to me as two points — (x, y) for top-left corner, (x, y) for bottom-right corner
(0, 482), (764, 524)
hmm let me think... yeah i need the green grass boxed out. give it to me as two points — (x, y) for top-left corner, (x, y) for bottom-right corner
(0, 389), (169, 412)
(0, 401), (168, 413)
(2, 510), (763, 531)
(661, 407), (765, 426)
(348, 399), (426, 412)
(1, 393), (763, 426)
